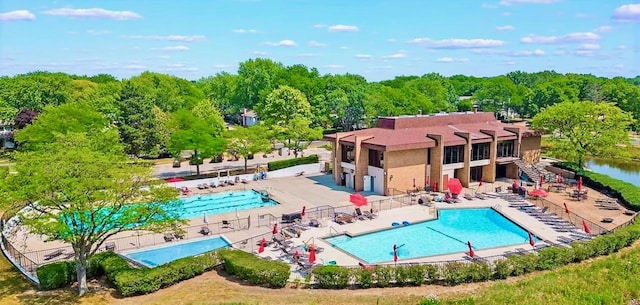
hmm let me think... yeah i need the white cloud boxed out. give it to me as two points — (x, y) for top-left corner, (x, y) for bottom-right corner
(510, 49), (546, 56)
(308, 40), (326, 47)
(353, 54), (373, 59)
(575, 13), (596, 19)
(313, 24), (327, 28)
(504, 60), (517, 65)
(340, 46), (349, 50)
(44, 8), (142, 20)
(153, 46), (190, 51)
(125, 35), (205, 42)
(500, 0), (559, 6)
(496, 25), (515, 31)
(436, 57), (469, 62)
(520, 32), (600, 44)
(264, 40), (297, 47)
(617, 45), (627, 50)
(387, 38), (397, 42)
(502, 11), (512, 16)
(382, 52), (407, 59)
(0, 10), (35, 21)
(328, 24), (359, 32)
(232, 28), (257, 34)
(574, 50), (596, 57)
(324, 64), (344, 69)
(611, 4), (640, 23)
(593, 25), (612, 33)
(87, 29), (111, 35)
(296, 53), (319, 57)
(252, 51), (267, 56)
(615, 64), (624, 68)
(578, 43), (600, 50)
(409, 37), (506, 48)
(213, 64), (232, 69)
(123, 64), (146, 70)
(482, 3), (498, 9)
(162, 63), (198, 72)
(373, 65), (393, 70)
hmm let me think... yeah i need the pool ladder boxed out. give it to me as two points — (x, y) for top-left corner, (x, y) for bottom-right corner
(329, 226), (340, 236)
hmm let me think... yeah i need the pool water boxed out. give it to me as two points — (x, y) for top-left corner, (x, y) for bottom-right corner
(324, 208), (537, 264)
(171, 190), (278, 219)
(125, 236), (231, 267)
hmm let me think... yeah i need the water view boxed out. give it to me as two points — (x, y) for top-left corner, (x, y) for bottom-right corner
(586, 157), (640, 187)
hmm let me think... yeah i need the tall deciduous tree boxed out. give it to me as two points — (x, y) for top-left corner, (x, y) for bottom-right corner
(283, 117), (323, 157)
(1, 103), (181, 296)
(259, 85), (312, 142)
(531, 101), (635, 168)
(225, 125), (271, 171)
(166, 109), (226, 175)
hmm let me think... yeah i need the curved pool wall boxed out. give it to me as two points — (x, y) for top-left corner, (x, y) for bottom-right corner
(172, 189), (278, 219)
(324, 208), (538, 264)
(122, 235), (231, 267)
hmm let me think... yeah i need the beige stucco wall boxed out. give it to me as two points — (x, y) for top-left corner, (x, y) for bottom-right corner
(385, 148), (428, 194)
(521, 136), (542, 165)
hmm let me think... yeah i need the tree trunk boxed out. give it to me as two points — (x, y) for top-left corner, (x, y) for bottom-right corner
(244, 158), (248, 173)
(76, 255), (89, 296)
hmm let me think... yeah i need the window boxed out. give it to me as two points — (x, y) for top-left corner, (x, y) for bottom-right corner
(444, 145), (464, 164)
(341, 145), (355, 163)
(368, 149), (384, 168)
(497, 140), (515, 158)
(471, 143), (490, 161)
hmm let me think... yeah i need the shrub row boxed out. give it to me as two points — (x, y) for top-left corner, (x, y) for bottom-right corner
(311, 223), (640, 289)
(36, 251), (128, 290)
(267, 154), (318, 171)
(218, 249), (290, 288)
(554, 161), (640, 211)
(113, 251), (220, 297)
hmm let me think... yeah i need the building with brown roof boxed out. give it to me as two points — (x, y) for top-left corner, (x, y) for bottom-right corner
(323, 112), (541, 195)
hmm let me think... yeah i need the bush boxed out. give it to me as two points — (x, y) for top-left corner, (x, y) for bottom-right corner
(493, 259), (511, 280)
(99, 252), (134, 284)
(114, 251), (220, 297)
(312, 265), (351, 289)
(423, 264), (440, 284)
(219, 249), (289, 289)
(537, 247), (575, 270)
(393, 265), (411, 286)
(405, 264), (425, 286)
(441, 262), (468, 286)
(354, 268), (374, 288)
(373, 265), (394, 287)
(267, 154), (319, 171)
(467, 261), (492, 282)
(37, 261), (76, 290)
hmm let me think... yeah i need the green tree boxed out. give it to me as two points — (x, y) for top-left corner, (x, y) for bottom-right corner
(191, 99), (226, 136)
(259, 85), (312, 142)
(197, 72), (238, 115)
(531, 101), (635, 168)
(283, 117), (323, 157)
(225, 125), (271, 171)
(166, 109), (226, 175)
(2, 103), (181, 296)
(236, 58), (286, 111)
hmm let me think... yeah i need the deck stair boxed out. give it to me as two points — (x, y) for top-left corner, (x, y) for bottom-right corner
(513, 159), (554, 182)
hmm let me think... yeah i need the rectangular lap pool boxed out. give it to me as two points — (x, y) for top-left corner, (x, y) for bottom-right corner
(324, 208), (537, 264)
(171, 189), (279, 219)
(123, 235), (231, 267)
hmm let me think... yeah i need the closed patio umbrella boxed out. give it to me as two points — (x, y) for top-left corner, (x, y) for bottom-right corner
(258, 237), (266, 253)
(203, 213), (208, 224)
(564, 202), (570, 214)
(583, 220), (591, 234)
(308, 245), (316, 264)
(528, 231), (535, 247)
(393, 244), (398, 263)
(578, 176), (583, 192)
(272, 223), (278, 235)
(467, 241), (475, 258)
(301, 206), (306, 217)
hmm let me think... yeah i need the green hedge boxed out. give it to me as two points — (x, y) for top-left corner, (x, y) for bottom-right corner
(218, 249), (290, 288)
(553, 161), (640, 211)
(114, 251), (220, 297)
(267, 154), (319, 171)
(37, 261), (76, 290)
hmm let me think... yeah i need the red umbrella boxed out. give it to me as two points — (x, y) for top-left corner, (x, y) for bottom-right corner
(556, 173), (561, 184)
(528, 231), (535, 247)
(308, 245), (316, 264)
(426, 175), (430, 186)
(479, 177), (484, 187)
(513, 179), (520, 190)
(578, 176), (583, 192)
(258, 237), (266, 253)
(272, 223), (278, 234)
(447, 178), (463, 195)
(301, 206), (306, 217)
(539, 175), (544, 187)
(528, 189), (548, 198)
(564, 202), (570, 214)
(393, 244), (398, 263)
(349, 193), (368, 207)
(432, 181), (438, 192)
(166, 177), (184, 183)
(467, 241), (475, 258)
(413, 178), (416, 188)
(583, 220), (591, 234)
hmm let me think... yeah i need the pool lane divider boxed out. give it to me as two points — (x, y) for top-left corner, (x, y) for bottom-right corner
(425, 227), (468, 246)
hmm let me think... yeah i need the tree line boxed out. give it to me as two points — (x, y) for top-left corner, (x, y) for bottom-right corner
(1, 59), (639, 160)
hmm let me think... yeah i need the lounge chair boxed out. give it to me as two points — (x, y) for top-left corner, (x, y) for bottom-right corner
(296, 260), (315, 271)
(222, 220), (233, 229)
(308, 219), (320, 227)
(43, 249), (65, 260)
(273, 233), (294, 247)
(105, 242), (116, 251)
(354, 208), (368, 220)
(174, 231), (185, 239)
(200, 226), (211, 235)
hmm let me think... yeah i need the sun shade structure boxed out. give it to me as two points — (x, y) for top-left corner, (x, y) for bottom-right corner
(349, 193), (368, 207)
(528, 189), (548, 197)
(447, 178), (463, 195)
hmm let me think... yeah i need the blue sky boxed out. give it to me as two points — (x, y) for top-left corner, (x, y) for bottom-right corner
(1, 0), (638, 81)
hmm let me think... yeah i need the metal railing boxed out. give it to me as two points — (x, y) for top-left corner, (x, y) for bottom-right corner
(532, 198), (609, 236)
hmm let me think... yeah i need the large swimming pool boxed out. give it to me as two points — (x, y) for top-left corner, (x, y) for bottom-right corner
(324, 208), (537, 264)
(170, 189), (278, 219)
(124, 235), (231, 267)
